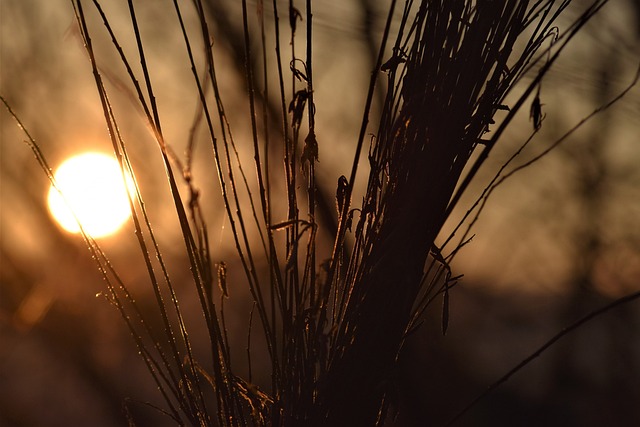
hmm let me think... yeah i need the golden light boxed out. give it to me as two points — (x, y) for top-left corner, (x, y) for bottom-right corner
(48, 152), (134, 238)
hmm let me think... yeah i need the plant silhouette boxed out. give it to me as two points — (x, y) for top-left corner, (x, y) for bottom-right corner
(2, 0), (639, 426)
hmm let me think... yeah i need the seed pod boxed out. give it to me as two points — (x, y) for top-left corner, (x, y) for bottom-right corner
(530, 93), (543, 131)
(336, 175), (348, 215)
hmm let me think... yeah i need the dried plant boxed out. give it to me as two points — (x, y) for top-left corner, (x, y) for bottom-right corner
(3, 0), (639, 426)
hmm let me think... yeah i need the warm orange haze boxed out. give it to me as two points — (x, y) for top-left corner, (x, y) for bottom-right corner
(1, 0), (639, 426)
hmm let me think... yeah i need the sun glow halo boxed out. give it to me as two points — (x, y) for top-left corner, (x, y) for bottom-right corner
(48, 152), (134, 238)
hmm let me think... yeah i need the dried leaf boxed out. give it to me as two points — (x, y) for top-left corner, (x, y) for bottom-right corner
(289, 6), (302, 34)
(381, 54), (405, 73)
(288, 89), (309, 129)
(290, 60), (308, 82)
(301, 131), (319, 166)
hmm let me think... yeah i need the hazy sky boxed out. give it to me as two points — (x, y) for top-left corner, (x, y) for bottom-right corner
(1, 0), (639, 299)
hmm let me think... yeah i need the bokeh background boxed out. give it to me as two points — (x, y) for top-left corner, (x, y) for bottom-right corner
(1, 1), (640, 426)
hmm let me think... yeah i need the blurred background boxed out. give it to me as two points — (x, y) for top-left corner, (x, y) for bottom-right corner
(1, 1), (640, 426)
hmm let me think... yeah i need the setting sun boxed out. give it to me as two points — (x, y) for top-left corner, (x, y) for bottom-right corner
(47, 152), (133, 238)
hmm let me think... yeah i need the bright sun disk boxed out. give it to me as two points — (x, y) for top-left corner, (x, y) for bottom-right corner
(48, 152), (133, 238)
